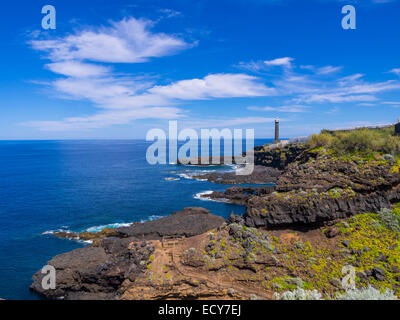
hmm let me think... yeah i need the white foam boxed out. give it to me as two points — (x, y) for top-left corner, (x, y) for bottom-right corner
(85, 222), (134, 233)
(42, 227), (72, 235)
(42, 214), (167, 246)
(164, 177), (180, 181)
(139, 215), (164, 223)
(194, 191), (228, 203)
(78, 239), (93, 244)
(178, 173), (193, 179)
(178, 169), (217, 180)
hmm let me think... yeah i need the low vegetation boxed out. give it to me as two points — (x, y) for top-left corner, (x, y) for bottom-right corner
(276, 286), (398, 300)
(376, 206), (400, 233)
(307, 126), (400, 158)
(270, 206), (400, 299)
(274, 288), (322, 300)
(336, 286), (398, 300)
(189, 203), (400, 299)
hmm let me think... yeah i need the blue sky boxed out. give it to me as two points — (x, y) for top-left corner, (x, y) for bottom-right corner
(1, 0), (400, 139)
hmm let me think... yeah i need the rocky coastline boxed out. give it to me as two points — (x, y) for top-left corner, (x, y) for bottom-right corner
(31, 207), (225, 300)
(31, 135), (400, 300)
(198, 145), (400, 228)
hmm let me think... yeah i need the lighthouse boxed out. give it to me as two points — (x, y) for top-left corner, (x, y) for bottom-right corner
(274, 119), (280, 143)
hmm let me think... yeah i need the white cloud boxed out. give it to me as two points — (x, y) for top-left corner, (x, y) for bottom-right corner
(24, 107), (184, 131)
(316, 66), (342, 75)
(381, 101), (400, 108)
(372, 0), (396, 3)
(180, 117), (278, 129)
(301, 65), (342, 75)
(236, 59), (389, 106)
(382, 101), (400, 105)
(45, 61), (110, 78)
(301, 93), (377, 103)
(28, 17), (400, 133)
(337, 73), (364, 85)
(389, 68), (400, 76)
(41, 71), (275, 112)
(342, 80), (400, 94)
(235, 60), (266, 73)
(358, 103), (376, 107)
(28, 17), (277, 131)
(51, 76), (156, 106)
(247, 105), (308, 113)
(291, 76), (400, 104)
(31, 17), (192, 63)
(158, 8), (182, 18)
(264, 57), (294, 68)
(150, 73), (276, 100)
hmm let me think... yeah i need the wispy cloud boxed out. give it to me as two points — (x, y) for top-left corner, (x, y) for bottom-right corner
(239, 56), (400, 108)
(179, 117), (279, 129)
(382, 101), (400, 105)
(236, 57), (294, 72)
(24, 107), (184, 131)
(299, 93), (377, 103)
(247, 105), (308, 113)
(264, 57), (294, 68)
(150, 74), (276, 100)
(300, 65), (342, 75)
(27, 16), (400, 132)
(31, 17), (192, 63)
(389, 68), (400, 76)
(358, 103), (376, 107)
(27, 17), (275, 131)
(158, 8), (182, 19)
(382, 101), (400, 107)
(45, 61), (111, 78)
(315, 66), (343, 75)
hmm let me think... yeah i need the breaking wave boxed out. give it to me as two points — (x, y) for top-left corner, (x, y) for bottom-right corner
(194, 190), (228, 203)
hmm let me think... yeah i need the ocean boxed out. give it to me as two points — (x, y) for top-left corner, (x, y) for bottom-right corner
(0, 139), (273, 300)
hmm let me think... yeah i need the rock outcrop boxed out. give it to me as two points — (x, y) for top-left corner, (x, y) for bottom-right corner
(30, 207), (224, 299)
(31, 240), (151, 300)
(54, 207), (224, 241)
(203, 186), (275, 204)
(254, 144), (308, 170)
(243, 149), (400, 228)
(115, 207), (224, 239)
(194, 165), (281, 184)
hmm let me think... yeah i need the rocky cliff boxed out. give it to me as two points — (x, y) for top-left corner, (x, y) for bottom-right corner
(30, 207), (224, 299)
(254, 144), (308, 170)
(244, 148), (400, 228)
(31, 210), (400, 300)
(30, 139), (400, 300)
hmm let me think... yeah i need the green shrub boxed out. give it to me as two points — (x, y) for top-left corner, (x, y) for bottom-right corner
(274, 288), (322, 300)
(307, 126), (400, 157)
(336, 286), (398, 300)
(377, 208), (400, 232)
(308, 133), (333, 150)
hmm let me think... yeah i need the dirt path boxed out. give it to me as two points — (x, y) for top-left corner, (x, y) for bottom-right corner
(166, 238), (272, 300)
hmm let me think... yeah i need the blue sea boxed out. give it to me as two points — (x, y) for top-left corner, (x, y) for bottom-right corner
(0, 139), (272, 300)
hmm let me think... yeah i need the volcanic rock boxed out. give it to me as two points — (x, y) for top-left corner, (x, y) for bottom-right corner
(31, 207), (224, 299)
